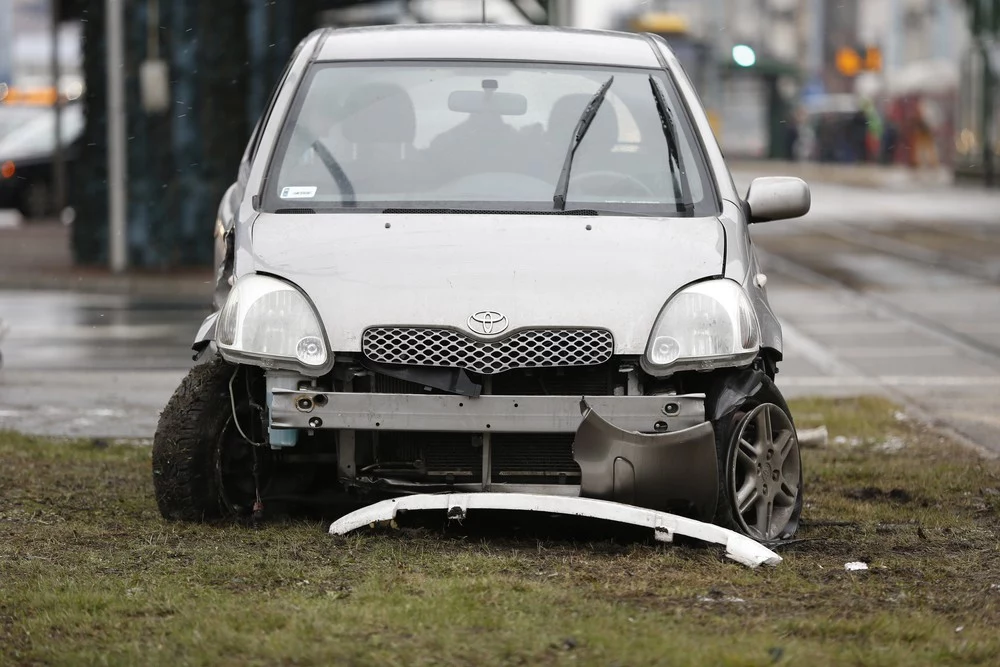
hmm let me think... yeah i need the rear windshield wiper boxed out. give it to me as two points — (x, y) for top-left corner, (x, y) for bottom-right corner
(552, 76), (614, 211)
(649, 76), (693, 213)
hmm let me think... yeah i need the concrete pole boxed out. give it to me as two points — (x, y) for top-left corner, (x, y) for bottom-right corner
(106, 0), (128, 272)
(548, 0), (573, 27)
(51, 1), (66, 217)
(886, 0), (900, 78)
(0, 0), (12, 85)
(806, 0), (823, 82)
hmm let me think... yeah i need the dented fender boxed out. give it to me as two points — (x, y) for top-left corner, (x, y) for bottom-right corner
(192, 311), (219, 355)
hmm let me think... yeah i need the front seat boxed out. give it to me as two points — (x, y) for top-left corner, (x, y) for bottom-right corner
(340, 82), (421, 195)
(546, 93), (620, 158)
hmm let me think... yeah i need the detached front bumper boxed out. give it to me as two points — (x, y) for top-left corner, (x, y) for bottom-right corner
(268, 389), (720, 520)
(268, 385), (719, 520)
(330, 493), (780, 568)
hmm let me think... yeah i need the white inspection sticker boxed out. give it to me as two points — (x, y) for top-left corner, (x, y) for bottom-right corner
(280, 186), (317, 199)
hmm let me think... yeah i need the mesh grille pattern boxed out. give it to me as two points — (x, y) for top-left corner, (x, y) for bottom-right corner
(362, 327), (614, 375)
(491, 434), (580, 480)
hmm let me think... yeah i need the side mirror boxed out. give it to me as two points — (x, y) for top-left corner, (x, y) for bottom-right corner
(745, 177), (810, 223)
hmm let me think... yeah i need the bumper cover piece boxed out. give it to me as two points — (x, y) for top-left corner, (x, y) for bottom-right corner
(329, 492), (781, 569)
(575, 399), (718, 520)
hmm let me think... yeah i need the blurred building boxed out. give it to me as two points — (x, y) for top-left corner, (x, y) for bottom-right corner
(0, 0), (83, 91)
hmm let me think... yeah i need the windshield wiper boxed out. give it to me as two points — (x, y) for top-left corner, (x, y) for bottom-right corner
(552, 76), (614, 211)
(311, 140), (357, 208)
(648, 76), (693, 213)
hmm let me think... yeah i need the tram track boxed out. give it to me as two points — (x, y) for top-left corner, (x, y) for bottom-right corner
(813, 222), (1000, 284)
(757, 247), (1000, 456)
(758, 247), (1000, 369)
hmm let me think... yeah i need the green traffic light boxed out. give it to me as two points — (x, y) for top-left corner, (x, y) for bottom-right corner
(732, 44), (756, 67)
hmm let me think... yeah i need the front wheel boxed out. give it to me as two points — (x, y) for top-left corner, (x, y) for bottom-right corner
(712, 379), (803, 541)
(152, 357), (265, 522)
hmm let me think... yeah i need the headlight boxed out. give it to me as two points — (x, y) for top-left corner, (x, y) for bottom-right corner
(643, 279), (760, 375)
(216, 275), (329, 372)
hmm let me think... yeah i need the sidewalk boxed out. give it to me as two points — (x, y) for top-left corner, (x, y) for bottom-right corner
(729, 159), (953, 191)
(0, 220), (214, 299)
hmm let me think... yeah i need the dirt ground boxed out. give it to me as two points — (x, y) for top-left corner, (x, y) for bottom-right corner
(1, 396), (999, 666)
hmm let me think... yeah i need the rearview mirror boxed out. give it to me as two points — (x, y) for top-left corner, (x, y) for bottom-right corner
(745, 177), (810, 223)
(448, 91), (527, 116)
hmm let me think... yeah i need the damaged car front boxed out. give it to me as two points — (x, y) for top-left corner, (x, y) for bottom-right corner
(152, 25), (810, 546)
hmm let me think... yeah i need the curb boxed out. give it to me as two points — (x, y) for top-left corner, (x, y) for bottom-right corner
(0, 271), (214, 300)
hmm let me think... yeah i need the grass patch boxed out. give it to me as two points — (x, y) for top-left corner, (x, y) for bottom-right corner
(2, 397), (999, 666)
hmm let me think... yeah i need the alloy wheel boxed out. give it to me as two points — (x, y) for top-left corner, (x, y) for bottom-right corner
(729, 403), (801, 540)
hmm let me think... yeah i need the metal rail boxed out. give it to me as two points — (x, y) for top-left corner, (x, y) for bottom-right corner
(758, 249), (1000, 368)
(815, 223), (1000, 285)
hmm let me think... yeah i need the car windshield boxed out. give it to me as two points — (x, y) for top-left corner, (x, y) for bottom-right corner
(263, 61), (718, 216)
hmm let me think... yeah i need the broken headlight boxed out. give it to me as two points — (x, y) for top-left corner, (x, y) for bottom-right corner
(216, 275), (329, 374)
(643, 279), (760, 376)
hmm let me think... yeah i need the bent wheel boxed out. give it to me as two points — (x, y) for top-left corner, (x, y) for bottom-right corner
(728, 403), (802, 541)
(152, 357), (265, 522)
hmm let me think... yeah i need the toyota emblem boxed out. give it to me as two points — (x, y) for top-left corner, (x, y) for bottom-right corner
(468, 311), (509, 336)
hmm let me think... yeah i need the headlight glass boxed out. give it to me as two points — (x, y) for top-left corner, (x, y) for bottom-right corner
(645, 279), (760, 374)
(216, 275), (328, 369)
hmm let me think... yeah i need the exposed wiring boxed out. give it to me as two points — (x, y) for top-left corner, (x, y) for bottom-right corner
(229, 368), (266, 447)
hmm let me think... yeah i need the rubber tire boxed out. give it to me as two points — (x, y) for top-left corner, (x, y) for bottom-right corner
(152, 356), (235, 522)
(711, 376), (803, 541)
(18, 180), (51, 220)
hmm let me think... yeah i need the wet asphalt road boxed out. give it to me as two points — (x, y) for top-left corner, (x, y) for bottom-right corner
(0, 292), (206, 439)
(1, 178), (1000, 452)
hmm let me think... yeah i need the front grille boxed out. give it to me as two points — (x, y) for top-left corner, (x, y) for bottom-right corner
(370, 432), (579, 485)
(491, 434), (580, 483)
(376, 432), (482, 481)
(491, 365), (616, 396)
(362, 327), (614, 375)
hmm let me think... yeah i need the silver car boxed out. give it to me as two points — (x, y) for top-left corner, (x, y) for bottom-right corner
(153, 24), (810, 545)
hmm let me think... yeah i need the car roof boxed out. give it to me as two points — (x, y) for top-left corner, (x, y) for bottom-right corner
(315, 24), (664, 69)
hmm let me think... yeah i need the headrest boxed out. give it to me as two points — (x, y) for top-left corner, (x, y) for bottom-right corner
(547, 93), (619, 152)
(341, 83), (416, 144)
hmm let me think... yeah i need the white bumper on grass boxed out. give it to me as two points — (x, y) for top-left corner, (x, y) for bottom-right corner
(329, 492), (781, 569)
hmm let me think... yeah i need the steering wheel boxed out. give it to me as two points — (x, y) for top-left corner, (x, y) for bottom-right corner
(571, 171), (656, 199)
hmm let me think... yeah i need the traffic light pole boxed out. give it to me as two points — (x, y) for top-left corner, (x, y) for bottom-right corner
(50, 7), (66, 218)
(969, 0), (998, 187)
(547, 0), (573, 26)
(985, 41), (995, 188)
(106, 0), (128, 272)
(986, 0), (999, 187)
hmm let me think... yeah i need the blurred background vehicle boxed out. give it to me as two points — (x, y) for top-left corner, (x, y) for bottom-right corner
(0, 95), (83, 218)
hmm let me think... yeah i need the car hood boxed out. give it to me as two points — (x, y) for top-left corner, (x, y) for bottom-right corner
(249, 213), (726, 354)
